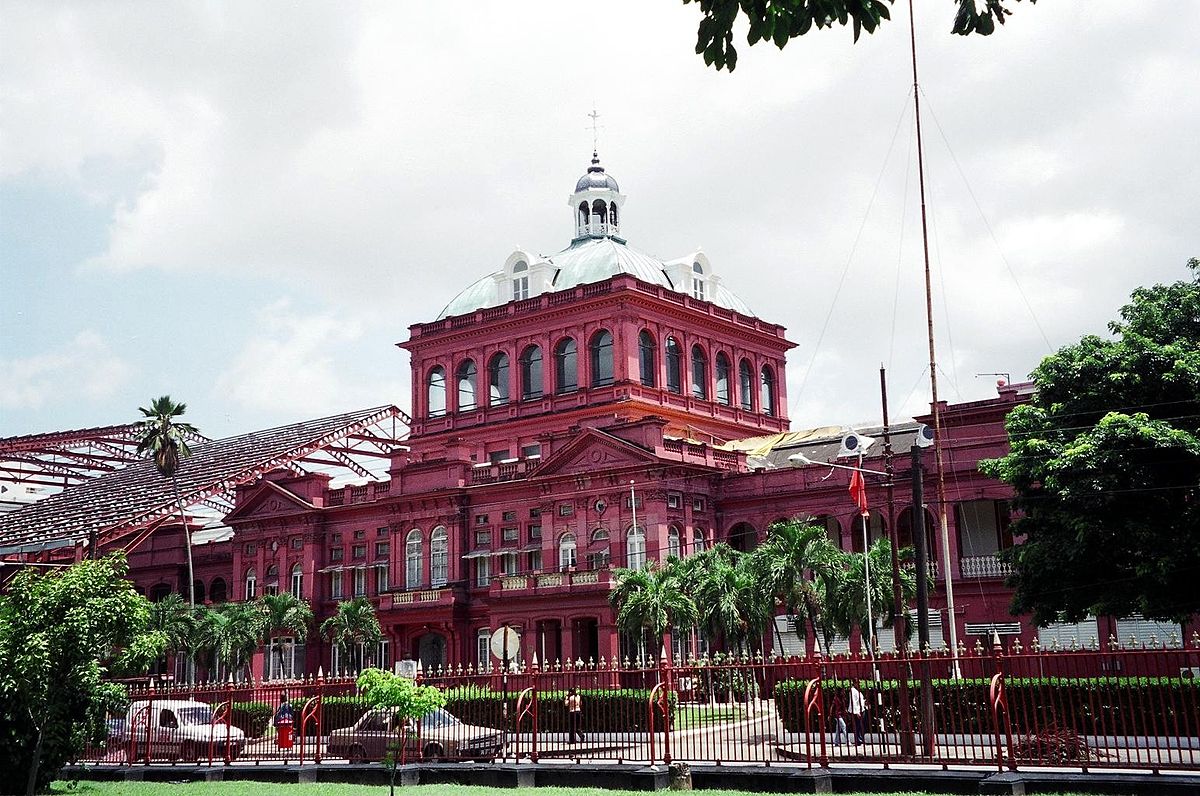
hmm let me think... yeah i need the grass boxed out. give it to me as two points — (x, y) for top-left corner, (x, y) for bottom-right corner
(673, 704), (746, 730)
(49, 784), (1069, 796)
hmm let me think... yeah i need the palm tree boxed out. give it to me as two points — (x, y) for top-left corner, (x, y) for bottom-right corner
(750, 519), (843, 657)
(135, 396), (200, 607)
(609, 558), (698, 662)
(196, 602), (267, 681)
(823, 537), (919, 653)
(692, 544), (772, 656)
(146, 593), (199, 679)
(320, 597), (382, 675)
(258, 592), (314, 679)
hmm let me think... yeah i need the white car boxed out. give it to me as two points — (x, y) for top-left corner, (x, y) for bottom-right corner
(118, 699), (246, 762)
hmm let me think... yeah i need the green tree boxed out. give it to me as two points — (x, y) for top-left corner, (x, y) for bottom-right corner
(685, 0), (1033, 71)
(0, 554), (152, 794)
(120, 592), (198, 677)
(258, 593), (314, 680)
(982, 259), (1200, 625)
(135, 396), (199, 607)
(823, 538), (919, 650)
(609, 558), (699, 660)
(356, 668), (447, 796)
(691, 544), (773, 655)
(196, 601), (266, 681)
(321, 598), (383, 675)
(750, 519), (842, 656)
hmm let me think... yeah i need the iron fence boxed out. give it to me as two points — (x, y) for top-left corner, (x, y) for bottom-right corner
(80, 638), (1200, 773)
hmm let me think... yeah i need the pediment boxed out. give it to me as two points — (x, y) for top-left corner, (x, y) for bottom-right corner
(224, 481), (315, 524)
(534, 430), (660, 477)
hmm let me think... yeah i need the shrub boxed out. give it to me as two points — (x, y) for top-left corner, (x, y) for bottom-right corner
(302, 696), (370, 737)
(225, 701), (272, 738)
(443, 687), (675, 732)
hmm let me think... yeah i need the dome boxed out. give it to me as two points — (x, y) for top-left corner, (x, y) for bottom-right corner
(574, 153), (619, 193)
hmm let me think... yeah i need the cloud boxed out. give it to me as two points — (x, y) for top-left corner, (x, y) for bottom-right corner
(213, 299), (403, 419)
(0, 331), (133, 410)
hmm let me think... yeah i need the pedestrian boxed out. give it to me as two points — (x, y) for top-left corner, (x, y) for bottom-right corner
(848, 682), (867, 746)
(565, 687), (583, 744)
(829, 691), (848, 746)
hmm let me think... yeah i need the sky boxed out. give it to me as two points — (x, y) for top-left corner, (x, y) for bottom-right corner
(2, 1), (1197, 441)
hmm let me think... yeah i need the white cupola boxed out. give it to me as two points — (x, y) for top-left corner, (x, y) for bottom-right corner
(568, 151), (626, 241)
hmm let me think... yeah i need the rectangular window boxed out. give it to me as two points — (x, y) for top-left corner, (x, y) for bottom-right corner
(375, 541), (389, 558)
(475, 556), (490, 587)
(475, 529), (491, 546)
(502, 526), (519, 542)
(331, 533), (341, 543)
(500, 553), (518, 576)
(513, 275), (529, 301)
(692, 277), (705, 300)
(331, 572), (344, 600)
(477, 629), (491, 666)
(528, 524), (542, 540)
(352, 544), (366, 559)
(558, 503), (573, 517)
(502, 510), (517, 522)
(475, 514), (490, 526)
(330, 547), (344, 562)
(244, 543), (257, 555)
(488, 449), (508, 464)
(431, 548), (448, 587)
(529, 507), (541, 518)
(353, 567), (366, 597)
(375, 564), (389, 593)
(522, 444), (541, 458)
(290, 537), (303, 549)
(377, 526), (389, 537)
(693, 497), (706, 512)
(667, 493), (681, 509)
(624, 495), (643, 510)
(354, 530), (366, 540)
(528, 549), (542, 571)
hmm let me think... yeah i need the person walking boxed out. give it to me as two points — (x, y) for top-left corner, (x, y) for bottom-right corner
(565, 687), (584, 744)
(848, 682), (867, 746)
(829, 691), (848, 747)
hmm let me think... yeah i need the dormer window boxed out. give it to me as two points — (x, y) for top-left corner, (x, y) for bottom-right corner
(511, 260), (530, 301)
(692, 262), (706, 301)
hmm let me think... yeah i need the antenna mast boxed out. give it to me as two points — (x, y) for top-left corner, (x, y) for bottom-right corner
(907, 0), (960, 672)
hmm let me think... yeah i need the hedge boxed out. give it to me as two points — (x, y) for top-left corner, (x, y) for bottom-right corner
(301, 696), (371, 737)
(225, 701), (272, 739)
(773, 676), (1200, 738)
(443, 686), (676, 732)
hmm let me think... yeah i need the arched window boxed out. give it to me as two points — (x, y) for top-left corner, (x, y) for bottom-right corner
(520, 345), (543, 400)
(430, 527), (448, 587)
(578, 201), (590, 223)
(405, 529), (422, 589)
(760, 364), (777, 416)
(512, 260), (529, 301)
(244, 568), (257, 600)
(690, 345), (708, 399)
(609, 202), (619, 227)
(691, 262), (706, 301)
(427, 366), (446, 417)
(715, 353), (731, 406)
(667, 525), (682, 559)
(590, 329), (614, 386)
(265, 564), (279, 596)
(559, 532), (577, 571)
(209, 577), (227, 603)
(665, 337), (682, 394)
(638, 331), (656, 387)
(626, 525), (646, 570)
(488, 352), (510, 406)
(456, 360), (477, 411)
(291, 563), (303, 600)
(554, 338), (578, 393)
(729, 522), (757, 553)
(149, 583), (171, 602)
(738, 359), (754, 411)
(591, 198), (608, 223)
(692, 528), (707, 554)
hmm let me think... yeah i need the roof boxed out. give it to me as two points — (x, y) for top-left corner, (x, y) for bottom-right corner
(435, 237), (754, 320)
(724, 422), (923, 470)
(0, 406), (409, 556)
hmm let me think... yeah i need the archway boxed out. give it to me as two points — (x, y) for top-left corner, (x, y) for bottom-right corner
(728, 522), (757, 553)
(416, 632), (447, 670)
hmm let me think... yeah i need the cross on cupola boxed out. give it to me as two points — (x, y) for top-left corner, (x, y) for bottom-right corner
(568, 113), (626, 242)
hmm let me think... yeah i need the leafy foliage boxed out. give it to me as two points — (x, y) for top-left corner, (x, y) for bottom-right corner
(134, 395), (198, 478)
(195, 601), (268, 680)
(982, 259), (1200, 624)
(321, 598), (383, 674)
(442, 687), (674, 732)
(356, 668), (446, 722)
(609, 558), (698, 655)
(259, 593), (314, 677)
(0, 555), (151, 793)
(684, 0), (1034, 71)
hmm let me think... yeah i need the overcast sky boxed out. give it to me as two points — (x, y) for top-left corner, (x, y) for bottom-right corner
(2, 1), (1197, 440)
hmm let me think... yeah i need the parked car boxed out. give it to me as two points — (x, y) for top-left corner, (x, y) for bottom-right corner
(327, 707), (503, 763)
(115, 699), (246, 762)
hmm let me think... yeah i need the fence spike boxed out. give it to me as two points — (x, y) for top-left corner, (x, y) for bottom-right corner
(1169, 631), (1181, 648)
(1191, 631), (1200, 648)
(1068, 636), (1079, 651)
(1089, 635), (1099, 651)
(1149, 633), (1160, 650)
(1127, 634), (1139, 650)
(1012, 637), (1023, 654)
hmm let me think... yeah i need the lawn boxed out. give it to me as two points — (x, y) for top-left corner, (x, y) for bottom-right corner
(673, 704), (746, 730)
(49, 784), (1105, 796)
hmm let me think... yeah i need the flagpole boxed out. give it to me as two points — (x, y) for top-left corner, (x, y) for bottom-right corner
(860, 453), (875, 655)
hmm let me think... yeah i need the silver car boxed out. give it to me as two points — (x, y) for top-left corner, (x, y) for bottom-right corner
(327, 707), (503, 763)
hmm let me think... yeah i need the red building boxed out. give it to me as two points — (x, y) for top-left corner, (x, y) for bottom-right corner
(2, 154), (1186, 679)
